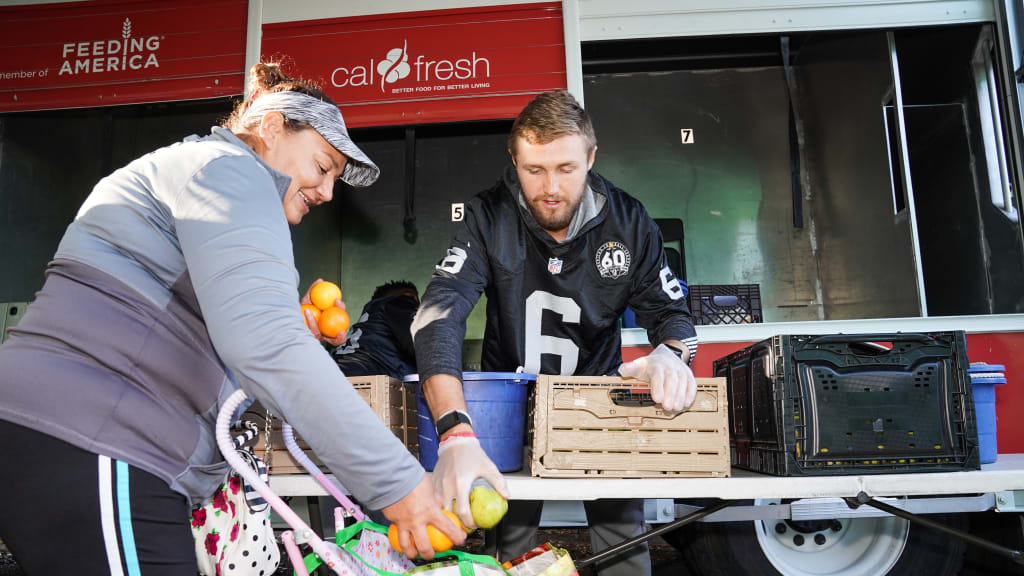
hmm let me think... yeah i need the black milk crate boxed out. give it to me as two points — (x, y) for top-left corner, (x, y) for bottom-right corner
(715, 331), (979, 476)
(688, 284), (762, 325)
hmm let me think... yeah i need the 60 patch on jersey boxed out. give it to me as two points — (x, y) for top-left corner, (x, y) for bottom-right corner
(595, 241), (631, 279)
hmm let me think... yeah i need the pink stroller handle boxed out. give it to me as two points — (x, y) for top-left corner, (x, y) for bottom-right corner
(282, 531), (311, 576)
(282, 422), (367, 522)
(217, 389), (347, 574)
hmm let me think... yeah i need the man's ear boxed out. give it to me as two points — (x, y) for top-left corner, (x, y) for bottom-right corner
(508, 148), (517, 167)
(587, 146), (597, 170)
(258, 111), (286, 149)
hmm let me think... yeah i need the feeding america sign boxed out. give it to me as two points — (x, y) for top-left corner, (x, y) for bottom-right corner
(261, 3), (567, 127)
(0, 0), (246, 113)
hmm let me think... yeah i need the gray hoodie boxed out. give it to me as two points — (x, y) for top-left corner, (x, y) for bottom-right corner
(0, 128), (423, 508)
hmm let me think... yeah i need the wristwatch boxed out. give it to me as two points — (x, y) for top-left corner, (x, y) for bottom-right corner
(664, 343), (688, 362)
(435, 409), (473, 437)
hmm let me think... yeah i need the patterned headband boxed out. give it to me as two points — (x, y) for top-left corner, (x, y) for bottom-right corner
(242, 91), (379, 187)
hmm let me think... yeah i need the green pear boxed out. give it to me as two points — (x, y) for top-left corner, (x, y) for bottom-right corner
(469, 479), (508, 530)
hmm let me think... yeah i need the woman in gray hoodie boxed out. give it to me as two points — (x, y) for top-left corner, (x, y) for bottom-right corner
(0, 63), (462, 574)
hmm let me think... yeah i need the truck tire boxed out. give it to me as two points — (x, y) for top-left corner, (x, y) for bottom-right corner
(662, 501), (966, 576)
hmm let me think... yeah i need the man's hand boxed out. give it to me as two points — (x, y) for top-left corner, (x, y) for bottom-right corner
(432, 434), (509, 531)
(381, 475), (465, 560)
(301, 278), (347, 347)
(618, 343), (697, 412)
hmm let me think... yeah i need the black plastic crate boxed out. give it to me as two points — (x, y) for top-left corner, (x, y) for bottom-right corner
(688, 284), (762, 325)
(714, 332), (979, 476)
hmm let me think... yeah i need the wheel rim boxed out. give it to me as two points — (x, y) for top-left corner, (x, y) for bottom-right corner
(753, 499), (910, 576)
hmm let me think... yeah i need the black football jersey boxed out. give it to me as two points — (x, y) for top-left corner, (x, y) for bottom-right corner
(414, 166), (696, 380)
(334, 293), (418, 380)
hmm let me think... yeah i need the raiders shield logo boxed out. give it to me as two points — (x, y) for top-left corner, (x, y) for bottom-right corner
(595, 241), (631, 279)
(548, 257), (563, 275)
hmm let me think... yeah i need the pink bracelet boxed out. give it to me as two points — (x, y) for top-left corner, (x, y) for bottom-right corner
(440, 431), (477, 443)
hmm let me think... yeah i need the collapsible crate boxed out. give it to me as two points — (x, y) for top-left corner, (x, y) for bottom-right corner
(529, 376), (730, 478)
(251, 375), (418, 474)
(715, 332), (979, 476)
(687, 284), (762, 325)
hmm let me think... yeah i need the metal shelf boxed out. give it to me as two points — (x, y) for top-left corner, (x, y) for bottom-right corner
(269, 454), (1024, 501)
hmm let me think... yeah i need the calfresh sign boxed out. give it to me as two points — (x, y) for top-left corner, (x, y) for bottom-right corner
(262, 3), (566, 127)
(331, 41), (492, 92)
(0, 0), (246, 113)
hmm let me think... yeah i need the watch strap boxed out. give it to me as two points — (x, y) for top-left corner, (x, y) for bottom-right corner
(435, 409), (473, 437)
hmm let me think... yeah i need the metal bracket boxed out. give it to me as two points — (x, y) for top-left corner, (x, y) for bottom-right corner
(674, 494), (995, 522)
(996, 490), (1024, 512)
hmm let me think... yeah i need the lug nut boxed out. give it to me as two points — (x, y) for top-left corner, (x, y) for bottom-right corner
(775, 523), (787, 534)
(814, 534), (826, 545)
(830, 520), (843, 532)
(793, 534), (805, 546)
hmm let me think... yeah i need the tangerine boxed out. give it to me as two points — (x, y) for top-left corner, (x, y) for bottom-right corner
(387, 510), (468, 555)
(309, 281), (342, 311)
(317, 306), (350, 338)
(300, 304), (321, 330)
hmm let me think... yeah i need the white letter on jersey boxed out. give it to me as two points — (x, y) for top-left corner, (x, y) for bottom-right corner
(660, 266), (684, 300)
(524, 291), (580, 375)
(437, 246), (468, 274)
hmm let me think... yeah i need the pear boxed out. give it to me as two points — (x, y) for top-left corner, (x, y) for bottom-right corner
(469, 478), (508, 530)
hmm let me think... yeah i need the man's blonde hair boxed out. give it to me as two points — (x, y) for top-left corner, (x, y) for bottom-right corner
(508, 90), (597, 157)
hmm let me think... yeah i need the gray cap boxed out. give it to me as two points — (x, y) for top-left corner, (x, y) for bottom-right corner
(242, 91), (380, 187)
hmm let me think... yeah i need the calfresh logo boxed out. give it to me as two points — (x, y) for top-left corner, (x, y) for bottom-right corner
(332, 40), (491, 93)
(376, 41), (411, 91)
(59, 18), (161, 76)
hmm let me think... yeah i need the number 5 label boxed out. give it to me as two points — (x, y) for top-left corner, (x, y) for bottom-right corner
(452, 203), (465, 222)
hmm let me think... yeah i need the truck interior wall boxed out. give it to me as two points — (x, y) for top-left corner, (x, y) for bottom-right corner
(582, 62), (820, 323)
(795, 31), (922, 319)
(336, 121), (512, 341)
(895, 26), (994, 316)
(0, 99), (232, 302)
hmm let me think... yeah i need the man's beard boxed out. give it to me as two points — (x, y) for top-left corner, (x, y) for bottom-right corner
(527, 193), (583, 233)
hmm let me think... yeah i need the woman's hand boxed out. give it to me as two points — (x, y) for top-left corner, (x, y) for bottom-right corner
(301, 278), (348, 347)
(381, 475), (466, 560)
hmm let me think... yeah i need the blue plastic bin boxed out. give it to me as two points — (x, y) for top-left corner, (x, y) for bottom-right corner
(969, 363), (1007, 464)
(405, 372), (536, 472)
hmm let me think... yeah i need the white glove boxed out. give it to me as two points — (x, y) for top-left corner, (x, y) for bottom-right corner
(432, 434), (509, 530)
(618, 343), (697, 412)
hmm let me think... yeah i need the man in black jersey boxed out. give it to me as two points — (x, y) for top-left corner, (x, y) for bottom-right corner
(411, 90), (698, 576)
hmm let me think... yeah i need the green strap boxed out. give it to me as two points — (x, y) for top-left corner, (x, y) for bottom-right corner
(335, 519), (388, 546)
(340, 532), (509, 576)
(295, 521), (390, 576)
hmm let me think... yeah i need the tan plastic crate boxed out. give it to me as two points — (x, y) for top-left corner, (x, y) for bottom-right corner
(529, 376), (730, 478)
(250, 375), (418, 474)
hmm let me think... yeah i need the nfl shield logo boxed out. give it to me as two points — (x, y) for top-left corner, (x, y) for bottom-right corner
(547, 257), (563, 275)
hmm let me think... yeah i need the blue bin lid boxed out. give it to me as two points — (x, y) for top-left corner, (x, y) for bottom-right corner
(969, 363), (1006, 372)
(403, 371), (536, 383)
(971, 377), (1007, 385)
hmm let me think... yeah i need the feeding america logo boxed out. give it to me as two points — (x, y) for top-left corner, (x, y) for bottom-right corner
(59, 17), (161, 76)
(331, 40), (491, 93)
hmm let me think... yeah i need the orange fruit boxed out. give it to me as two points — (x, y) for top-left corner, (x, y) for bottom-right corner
(317, 306), (350, 338)
(387, 510), (469, 555)
(388, 523), (402, 554)
(300, 304), (321, 329)
(309, 281), (342, 311)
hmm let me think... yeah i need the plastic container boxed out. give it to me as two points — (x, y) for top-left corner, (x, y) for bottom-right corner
(969, 363), (1007, 464)
(714, 331), (980, 476)
(687, 284), (762, 325)
(406, 372), (536, 472)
